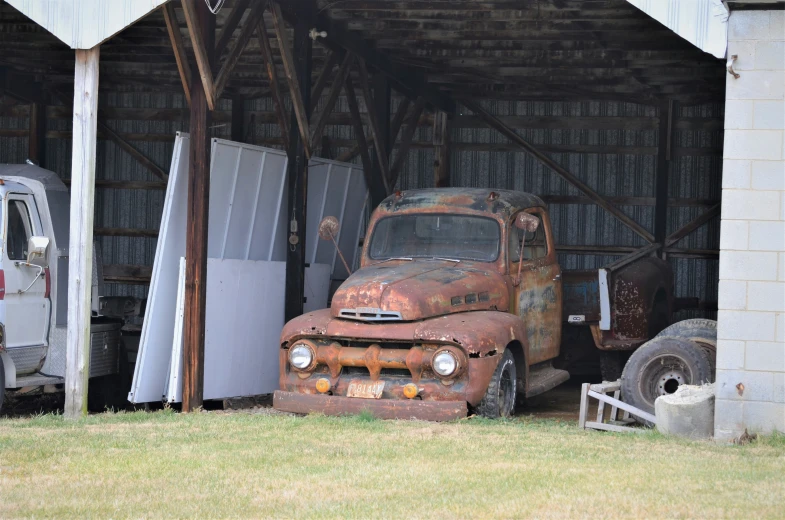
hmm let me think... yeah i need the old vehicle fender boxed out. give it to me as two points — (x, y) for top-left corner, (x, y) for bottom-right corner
(0, 351), (16, 388)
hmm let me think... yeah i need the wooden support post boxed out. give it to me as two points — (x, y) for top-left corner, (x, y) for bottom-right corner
(284, 13), (312, 322)
(655, 99), (678, 256)
(231, 96), (245, 142)
(64, 46), (100, 419)
(28, 101), (46, 167)
(182, 1), (214, 413)
(182, 0), (217, 111)
(433, 110), (450, 188)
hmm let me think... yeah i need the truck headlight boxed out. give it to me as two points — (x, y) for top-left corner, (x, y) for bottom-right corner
(289, 343), (315, 370)
(432, 350), (457, 377)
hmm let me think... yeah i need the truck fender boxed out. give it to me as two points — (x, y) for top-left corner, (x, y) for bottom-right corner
(0, 351), (16, 388)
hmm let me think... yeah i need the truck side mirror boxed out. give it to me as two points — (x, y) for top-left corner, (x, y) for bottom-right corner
(318, 216), (352, 275)
(27, 236), (50, 267)
(514, 213), (540, 233)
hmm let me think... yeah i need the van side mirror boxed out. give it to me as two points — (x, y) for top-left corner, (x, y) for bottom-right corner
(318, 216), (352, 275)
(27, 236), (50, 267)
(514, 213), (540, 233)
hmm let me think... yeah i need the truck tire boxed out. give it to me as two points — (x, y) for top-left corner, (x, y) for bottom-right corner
(621, 336), (712, 420)
(655, 319), (717, 369)
(475, 349), (517, 419)
(0, 355), (5, 414)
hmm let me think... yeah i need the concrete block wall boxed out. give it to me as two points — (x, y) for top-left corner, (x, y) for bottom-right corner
(715, 10), (785, 440)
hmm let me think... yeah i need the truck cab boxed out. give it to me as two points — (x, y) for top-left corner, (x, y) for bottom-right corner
(274, 188), (676, 420)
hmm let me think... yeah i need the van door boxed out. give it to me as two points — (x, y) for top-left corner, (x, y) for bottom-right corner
(509, 209), (562, 365)
(3, 194), (50, 348)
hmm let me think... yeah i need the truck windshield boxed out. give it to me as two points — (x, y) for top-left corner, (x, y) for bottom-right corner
(368, 214), (500, 262)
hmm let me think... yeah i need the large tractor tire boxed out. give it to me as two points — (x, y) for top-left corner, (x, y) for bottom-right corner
(621, 336), (713, 420)
(476, 349), (517, 419)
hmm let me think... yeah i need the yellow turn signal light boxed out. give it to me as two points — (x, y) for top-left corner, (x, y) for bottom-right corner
(403, 383), (419, 399)
(315, 378), (331, 394)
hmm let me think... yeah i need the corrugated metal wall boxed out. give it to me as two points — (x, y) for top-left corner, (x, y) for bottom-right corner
(0, 90), (722, 320)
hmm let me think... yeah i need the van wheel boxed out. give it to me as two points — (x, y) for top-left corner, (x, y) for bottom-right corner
(621, 337), (712, 421)
(0, 355), (5, 414)
(476, 349), (517, 419)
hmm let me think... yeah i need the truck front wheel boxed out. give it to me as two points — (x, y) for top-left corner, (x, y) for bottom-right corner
(475, 349), (517, 419)
(621, 337), (712, 418)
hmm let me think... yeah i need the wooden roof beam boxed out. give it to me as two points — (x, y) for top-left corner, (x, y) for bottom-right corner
(181, 0), (217, 110)
(162, 2), (192, 106)
(214, 0), (265, 99)
(214, 0), (252, 57)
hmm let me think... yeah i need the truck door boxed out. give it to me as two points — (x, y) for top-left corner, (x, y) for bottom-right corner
(3, 194), (50, 348)
(509, 209), (562, 364)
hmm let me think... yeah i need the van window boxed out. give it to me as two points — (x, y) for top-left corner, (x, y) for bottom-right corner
(509, 213), (547, 262)
(7, 200), (33, 261)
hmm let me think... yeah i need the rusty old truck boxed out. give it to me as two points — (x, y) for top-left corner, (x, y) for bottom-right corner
(273, 188), (685, 420)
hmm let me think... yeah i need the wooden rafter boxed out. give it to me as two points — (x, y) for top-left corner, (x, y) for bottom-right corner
(665, 204), (721, 248)
(461, 98), (656, 244)
(214, 0), (252, 58)
(98, 121), (169, 181)
(181, 0), (216, 110)
(309, 51), (340, 117)
(269, 1), (311, 158)
(356, 59), (391, 194)
(162, 3), (192, 106)
(310, 52), (353, 152)
(389, 97), (411, 146)
(214, 0), (265, 99)
(256, 13), (290, 153)
(343, 73), (376, 193)
(389, 96), (426, 189)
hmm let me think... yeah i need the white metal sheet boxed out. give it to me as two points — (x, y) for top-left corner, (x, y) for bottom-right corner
(165, 260), (330, 402)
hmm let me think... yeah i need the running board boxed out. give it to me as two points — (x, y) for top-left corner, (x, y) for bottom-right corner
(12, 374), (64, 389)
(526, 364), (570, 398)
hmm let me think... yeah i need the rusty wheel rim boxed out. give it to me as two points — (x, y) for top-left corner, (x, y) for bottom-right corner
(639, 354), (692, 409)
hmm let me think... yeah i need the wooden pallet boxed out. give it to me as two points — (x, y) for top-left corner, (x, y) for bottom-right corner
(578, 380), (656, 433)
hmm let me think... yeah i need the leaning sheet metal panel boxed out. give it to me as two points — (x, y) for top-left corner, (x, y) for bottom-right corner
(164, 260), (331, 403)
(131, 135), (367, 403)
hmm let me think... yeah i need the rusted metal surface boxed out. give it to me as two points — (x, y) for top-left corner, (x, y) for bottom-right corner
(274, 391), (468, 422)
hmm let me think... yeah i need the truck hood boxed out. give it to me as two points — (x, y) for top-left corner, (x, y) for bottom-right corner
(331, 260), (510, 321)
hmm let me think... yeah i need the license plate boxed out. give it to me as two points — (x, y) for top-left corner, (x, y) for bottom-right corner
(346, 379), (385, 399)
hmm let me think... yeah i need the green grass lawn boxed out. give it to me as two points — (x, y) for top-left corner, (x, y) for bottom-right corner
(0, 409), (783, 519)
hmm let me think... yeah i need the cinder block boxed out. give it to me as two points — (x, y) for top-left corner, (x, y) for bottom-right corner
(755, 41), (785, 71)
(721, 190), (781, 221)
(720, 220), (749, 251)
(726, 71), (785, 100)
(722, 159), (751, 189)
(725, 100), (754, 129)
(716, 339), (746, 370)
(729, 11), (771, 41)
(775, 372), (785, 403)
(719, 280), (748, 310)
(753, 100), (785, 129)
(742, 401), (785, 434)
(727, 41), (756, 71)
(714, 399), (744, 441)
(724, 130), (783, 160)
(747, 281), (785, 312)
(772, 11), (784, 34)
(720, 251), (779, 281)
(715, 368), (775, 401)
(777, 312), (785, 341)
(749, 221), (785, 252)
(751, 160), (785, 190)
(745, 341), (785, 372)
(718, 309), (776, 341)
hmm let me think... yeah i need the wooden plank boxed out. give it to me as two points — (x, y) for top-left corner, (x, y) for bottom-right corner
(578, 382), (590, 429)
(587, 389), (657, 424)
(343, 74), (378, 202)
(28, 102), (46, 167)
(357, 60), (392, 195)
(270, 1), (311, 158)
(181, 0), (216, 111)
(310, 52), (353, 152)
(256, 13), (290, 153)
(214, 0), (252, 58)
(162, 2), (192, 106)
(182, 0), (214, 413)
(213, 0), (265, 99)
(102, 264), (153, 284)
(309, 50), (340, 117)
(433, 110), (450, 187)
(584, 421), (647, 434)
(94, 227), (159, 238)
(665, 204), (721, 247)
(390, 97), (411, 146)
(389, 96), (426, 189)
(461, 98), (656, 244)
(97, 121), (168, 181)
(64, 46), (100, 420)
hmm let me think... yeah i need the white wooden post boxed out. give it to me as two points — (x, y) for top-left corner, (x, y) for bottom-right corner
(64, 46), (100, 419)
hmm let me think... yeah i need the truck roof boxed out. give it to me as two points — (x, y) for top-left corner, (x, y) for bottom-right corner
(377, 188), (546, 220)
(0, 163), (68, 192)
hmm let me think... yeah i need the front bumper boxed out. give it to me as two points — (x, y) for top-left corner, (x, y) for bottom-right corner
(273, 390), (467, 421)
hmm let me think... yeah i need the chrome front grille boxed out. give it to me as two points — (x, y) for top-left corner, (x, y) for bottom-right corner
(339, 307), (403, 321)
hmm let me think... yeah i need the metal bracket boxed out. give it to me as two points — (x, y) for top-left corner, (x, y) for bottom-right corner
(727, 54), (740, 79)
